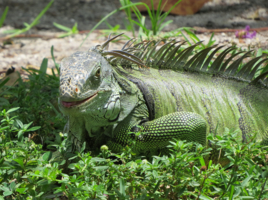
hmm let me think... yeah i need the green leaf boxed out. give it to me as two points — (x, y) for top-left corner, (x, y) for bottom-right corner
(23, 122), (33, 131)
(23, 22), (30, 27)
(13, 158), (24, 169)
(0, 126), (10, 131)
(91, 157), (106, 162)
(16, 119), (23, 129)
(26, 126), (41, 132)
(241, 175), (253, 187)
(18, 130), (24, 140)
(0, 78), (10, 88)
(239, 197), (254, 199)
(59, 160), (66, 165)
(80, 142), (86, 153)
(208, 160), (212, 169)
(177, 185), (186, 197)
(93, 166), (109, 171)
(199, 194), (213, 200)
(16, 188), (27, 194)
(152, 170), (158, 178)
(199, 157), (206, 167)
(53, 22), (72, 32)
(42, 151), (52, 162)
(119, 179), (126, 197)
(37, 179), (49, 186)
(6, 107), (20, 113)
(262, 170), (268, 178)
(256, 48), (263, 57)
(1, 186), (10, 192)
(40, 58), (48, 74)
(42, 168), (49, 177)
(229, 185), (234, 199)
(26, 160), (38, 167)
(36, 192), (44, 197)
(153, 180), (161, 193)
(72, 22), (78, 33)
(10, 148), (27, 153)
(3, 190), (12, 196)
(9, 182), (16, 191)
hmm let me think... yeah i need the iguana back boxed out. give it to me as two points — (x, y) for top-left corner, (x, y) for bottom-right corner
(117, 65), (268, 143)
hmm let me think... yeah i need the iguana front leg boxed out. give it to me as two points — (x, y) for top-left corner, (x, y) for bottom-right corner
(108, 111), (207, 154)
(64, 116), (87, 153)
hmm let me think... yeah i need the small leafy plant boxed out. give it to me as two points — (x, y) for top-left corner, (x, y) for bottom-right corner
(53, 22), (79, 38)
(80, 0), (183, 46)
(1, 108), (267, 199)
(0, 46), (65, 146)
(120, 0), (182, 37)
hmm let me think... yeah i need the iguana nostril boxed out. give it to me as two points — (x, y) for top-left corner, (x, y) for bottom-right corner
(75, 88), (79, 93)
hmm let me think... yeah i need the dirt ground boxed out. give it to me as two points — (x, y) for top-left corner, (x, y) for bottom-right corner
(0, 0), (268, 75)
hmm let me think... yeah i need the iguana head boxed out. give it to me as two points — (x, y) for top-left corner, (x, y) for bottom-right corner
(59, 49), (112, 109)
(58, 34), (145, 120)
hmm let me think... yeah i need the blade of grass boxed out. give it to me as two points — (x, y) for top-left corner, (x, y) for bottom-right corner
(154, 0), (182, 34)
(0, 77), (10, 88)
(0, 6), (9, 28)
(181, 31), (192, 46)
(39, 58), (48, 78)
(152, 0), (165, 34)
(53, 22), (72, 32)
(50, 45), (60, 77)
(80, 2), (153, 47)
(184, 29), (206, 49)
(120, 0), (135, 36)
(207, 32), (216, 47)
(158, 20), (173, 32)
(138, 16), (149, 38)
(7, 0), (54, 38)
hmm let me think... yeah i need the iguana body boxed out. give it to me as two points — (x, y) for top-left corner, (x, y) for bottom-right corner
(59, 34), (268, 156)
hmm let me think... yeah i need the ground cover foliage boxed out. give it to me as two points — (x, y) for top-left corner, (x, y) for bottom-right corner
(1, 0), (268, 199)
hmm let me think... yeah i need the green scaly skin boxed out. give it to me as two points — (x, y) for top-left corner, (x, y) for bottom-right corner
(58, 35), (268, 162)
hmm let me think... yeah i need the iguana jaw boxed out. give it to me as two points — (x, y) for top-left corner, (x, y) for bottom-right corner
(61, 92), (98, 108)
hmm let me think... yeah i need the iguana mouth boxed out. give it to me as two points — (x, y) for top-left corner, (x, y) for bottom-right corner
(61, 92), (98, 108)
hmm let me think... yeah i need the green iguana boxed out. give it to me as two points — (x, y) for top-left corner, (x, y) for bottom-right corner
(58, 33), (268, 159)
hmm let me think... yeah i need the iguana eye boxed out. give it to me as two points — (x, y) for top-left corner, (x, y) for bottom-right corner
(95, 68), (101, 78)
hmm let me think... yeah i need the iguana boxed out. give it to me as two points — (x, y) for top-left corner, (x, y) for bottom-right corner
(58, 33), (268, 159)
